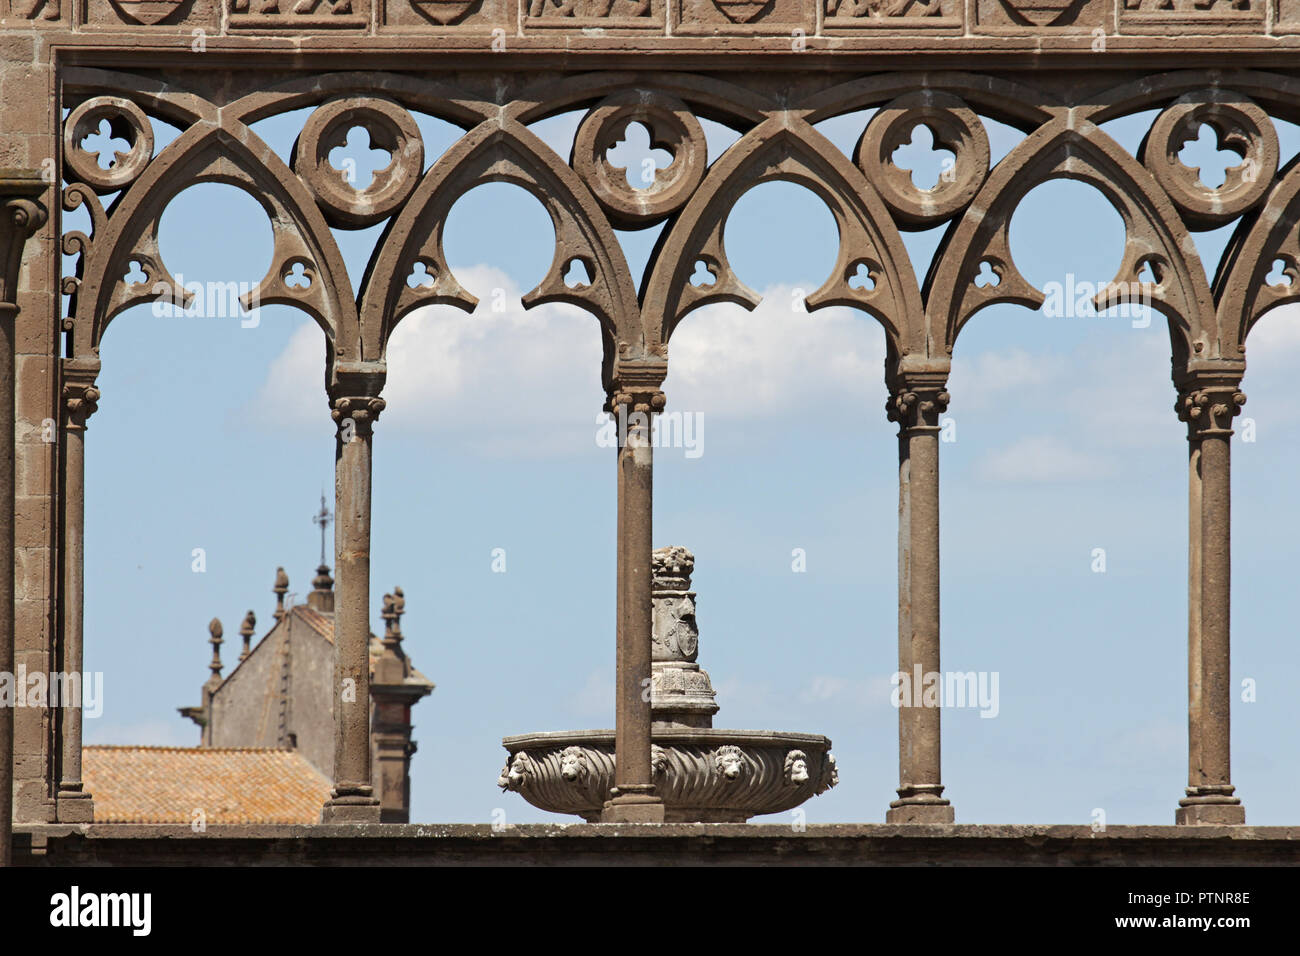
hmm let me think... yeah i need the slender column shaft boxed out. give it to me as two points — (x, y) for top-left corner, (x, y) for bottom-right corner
(321, 392), (384, 824)
(0, 300), (15, 865)
(56, 379), (97, 821)
(1176, 381), (1244, 825)
(0, 181), (46, 867)
(887, 381), (954, 824)
(603, 392), (664, 823)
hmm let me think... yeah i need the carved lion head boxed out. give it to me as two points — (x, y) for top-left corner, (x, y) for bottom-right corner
(497, 751), (532, 792)
(784, 749), (810, 785)
(559, 745), (590, 783)
(713, 744), (746, 781)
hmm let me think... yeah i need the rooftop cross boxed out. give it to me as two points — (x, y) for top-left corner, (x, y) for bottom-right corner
(312, 490), (332, 567)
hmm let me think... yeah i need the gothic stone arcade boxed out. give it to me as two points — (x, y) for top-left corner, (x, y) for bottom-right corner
(2, 0), (1300, 864)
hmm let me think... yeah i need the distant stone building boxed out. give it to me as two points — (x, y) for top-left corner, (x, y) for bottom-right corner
(84, 564), (434, 824)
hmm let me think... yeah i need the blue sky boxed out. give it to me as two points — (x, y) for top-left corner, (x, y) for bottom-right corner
(69, 100), (1300, 825)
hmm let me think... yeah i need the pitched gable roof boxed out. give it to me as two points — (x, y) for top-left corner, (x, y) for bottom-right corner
(84, 746), (332, 824)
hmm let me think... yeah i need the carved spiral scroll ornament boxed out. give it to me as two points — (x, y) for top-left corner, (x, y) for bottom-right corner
(1141, 91), (1278, 230)
(856, 92), (989, 230)
(571, 92), (707, 229)
(293, 97), (424, 229)
(63, 97), (155, 195)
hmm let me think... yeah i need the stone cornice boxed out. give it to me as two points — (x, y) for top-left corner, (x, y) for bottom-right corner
(15, 0), (1300, 65)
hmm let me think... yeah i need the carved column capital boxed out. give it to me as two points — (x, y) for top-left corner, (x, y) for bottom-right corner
(1177, 381), (1246, 439)
(606, 387), (666, 417)
(329, 360), (387, 434)
(330, 394), (387, 434)
(0, 172), (48, 308)
(607, 357), (667, 417)
(61, 381), (100, 430)
(887, 380), (950, 432)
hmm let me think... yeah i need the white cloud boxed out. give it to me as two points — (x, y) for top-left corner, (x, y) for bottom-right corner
(799, 673), (894, 711)
(567, 669), (613, 722)
(975, 434), (1117, 484)
(249, 272), (890, 456)
(665, 283), (886, 419)
(1245, 301), (1300, 363)
(949, 348), (1067, 411)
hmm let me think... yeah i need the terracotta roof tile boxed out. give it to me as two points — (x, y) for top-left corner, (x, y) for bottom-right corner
(290, 604), (335, 641)
(84, 746), (332, 824)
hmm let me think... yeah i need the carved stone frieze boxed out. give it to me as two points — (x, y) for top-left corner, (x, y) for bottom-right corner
(228, 0), (369, 29)
(826, 0), (960, 28)
(498, 731), (837, 822)
(674, 0), (812, 34)
(525, 0), (662, 27)
(108, 0), (184, 23)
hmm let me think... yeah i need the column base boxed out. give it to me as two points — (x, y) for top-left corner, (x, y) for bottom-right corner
(320, 787), (382, 824)
(888, 786), (953, 823)
(601, 785), (665, 823)
(55, 789), (94, 824)
(1176, 805), (1245, 825)
(1177, 787), (1244, 825)
(1176, 800), (1244, 825)
(886, 804), (955, 824)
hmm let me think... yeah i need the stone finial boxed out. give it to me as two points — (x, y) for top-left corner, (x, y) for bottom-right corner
(307, 563), (335, 613)
(382, 586), (405, 644)
(652, 546), (694, 591)
(239, 610), (256, 662)
(376, 587), (409, 684)
(273, 566), (289, 622)
(207, 618), (224, 686)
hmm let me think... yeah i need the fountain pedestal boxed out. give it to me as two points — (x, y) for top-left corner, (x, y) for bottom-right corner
(499, 547), (838, 823)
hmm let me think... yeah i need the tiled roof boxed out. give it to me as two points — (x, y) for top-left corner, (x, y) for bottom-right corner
(84, 746), (332, 824)
(290, 603), (334, 641)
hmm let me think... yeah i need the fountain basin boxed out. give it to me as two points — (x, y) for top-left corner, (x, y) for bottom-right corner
(499, 728), (837, 823)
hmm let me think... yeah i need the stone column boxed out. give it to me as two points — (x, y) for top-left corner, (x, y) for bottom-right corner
(55, 361), (99, 822)
(320, 372), (385, 824)
(1176, 375), (1246, 825)
(0, 172), (47, 866)
(886, 374), (954, 824)
(602, 385), (665, 823)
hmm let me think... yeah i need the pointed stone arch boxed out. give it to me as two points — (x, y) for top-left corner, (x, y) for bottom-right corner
(926, 118), (1214, 368)
(799, 71), (1062, 133)
(641, 115), (922, 360)
(1215, 155), (1300, 357)
(359, 117), (641, 389)
(69, 117), (358, 383)
(227, 71), (493, 129)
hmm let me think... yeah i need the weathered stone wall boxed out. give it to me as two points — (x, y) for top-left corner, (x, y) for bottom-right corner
(288, 618), (334, 779)
(8, 0), (1300, 49)
(209, 627), (286, 751)
(4, 27), (59, 827)
(13, 823), (1300, 866)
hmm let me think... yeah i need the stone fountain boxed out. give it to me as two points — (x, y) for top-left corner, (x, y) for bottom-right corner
(497, 546), (837, 822)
